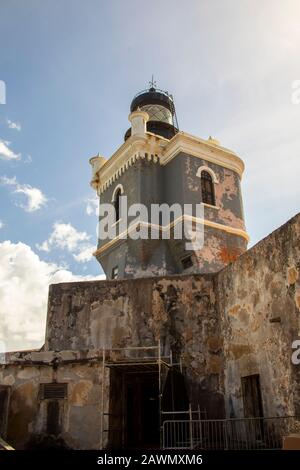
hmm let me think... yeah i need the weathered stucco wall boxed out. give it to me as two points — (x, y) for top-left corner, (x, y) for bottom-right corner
(1, 275), (224, 448)
(45, 274), (224, 418)
(46, 213), (300, 425)
(0, 351), (106, 449)
(1, 213), (300, 449)
(218, 213), (300, 418)
(173, 153), (246, 230)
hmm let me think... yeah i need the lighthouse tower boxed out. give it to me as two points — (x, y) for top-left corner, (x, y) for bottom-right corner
(90, 82), (248, 279)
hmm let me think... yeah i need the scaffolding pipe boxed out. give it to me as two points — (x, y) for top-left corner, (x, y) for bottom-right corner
(100, 341), (176, 449)
(158, 339), (162, 449)
(100, 347), (105, 450)
(189, 403), (194, 449)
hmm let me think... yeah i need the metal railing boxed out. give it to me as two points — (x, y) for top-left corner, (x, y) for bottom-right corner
(162, 416), (300, 450)
(132, 88), (174, 102)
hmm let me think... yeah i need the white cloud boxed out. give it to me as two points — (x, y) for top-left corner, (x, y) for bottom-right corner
(0, 175), (47, 212)
(37, 222), (95, 263)
(15, 185), (47, 212)
(73, 245), (94, 263)
(86, 197), (99, 216)
(47, 222), (90, 251)
(0, 140), (21, 160)
(0, 241), (105, 352)
(0, 220), (4, 229)
(7, 119), (21, 131)
(0, 175), (16, 186)
(36, 240), (50, 252)
(17, 186), (47, 212)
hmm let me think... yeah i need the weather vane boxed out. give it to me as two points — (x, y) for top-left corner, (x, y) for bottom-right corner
(149, 74), (157, 89)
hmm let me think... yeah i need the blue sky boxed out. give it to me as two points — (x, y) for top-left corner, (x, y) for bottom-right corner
(1, 0), (300, 350)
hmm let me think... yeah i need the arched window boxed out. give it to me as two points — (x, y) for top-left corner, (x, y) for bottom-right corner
(112, 184), (124, 222)
(114, 188), (122, 221)
(201, 170), (215, 206)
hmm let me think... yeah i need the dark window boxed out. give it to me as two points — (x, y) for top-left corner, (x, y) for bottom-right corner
(112, 266), (119, 279)
(201, 171), (215, 206)
(241, 375), (264, 441)
(0, 385), (10, 438)
(47, 400), (60, 435)
(114, 188), (122, 222)
(241, 375), (263, 418)
(181, 256), (193, 270)
(40, 383), (67, 400)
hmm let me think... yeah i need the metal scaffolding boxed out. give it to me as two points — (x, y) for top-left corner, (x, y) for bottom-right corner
(100, 340), (174, 449)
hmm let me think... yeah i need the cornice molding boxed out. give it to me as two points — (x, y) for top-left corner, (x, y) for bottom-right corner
(94, 134), (163, 195)
(161, 132), (245, 176)
(90, 131), (245, 195)
(93, 215), (249, 257)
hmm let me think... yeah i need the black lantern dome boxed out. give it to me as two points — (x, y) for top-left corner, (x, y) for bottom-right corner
(125, 83), (179, 141)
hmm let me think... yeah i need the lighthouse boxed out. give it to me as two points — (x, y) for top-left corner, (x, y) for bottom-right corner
(90, 82), (248, 279)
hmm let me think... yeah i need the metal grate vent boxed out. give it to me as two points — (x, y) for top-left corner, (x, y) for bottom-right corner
(40, 383), (67, 400)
